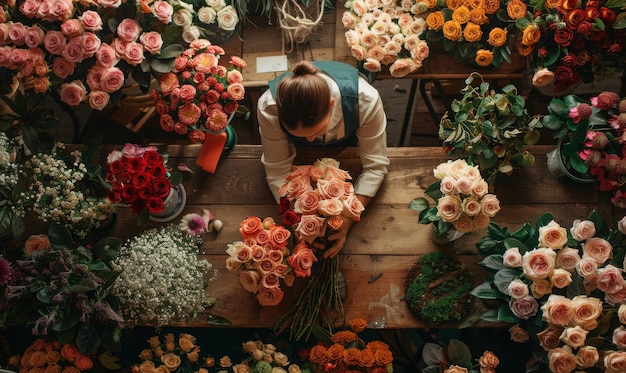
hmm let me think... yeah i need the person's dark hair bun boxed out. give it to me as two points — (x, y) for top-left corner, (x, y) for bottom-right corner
(291, 60), (318, 76)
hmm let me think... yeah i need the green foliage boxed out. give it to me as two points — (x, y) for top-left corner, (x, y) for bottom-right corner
(439, 73), (542, 186)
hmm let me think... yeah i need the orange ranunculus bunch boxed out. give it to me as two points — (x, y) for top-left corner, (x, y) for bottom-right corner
(9, 339), (94, 373)
(307, 319), (393, 373)
(423, 0), (523, 68)
(225, 216), (316, 306)
(341, 0), (430, 77)
(519, 0), (626, 94)
(150, 38), (247, 143)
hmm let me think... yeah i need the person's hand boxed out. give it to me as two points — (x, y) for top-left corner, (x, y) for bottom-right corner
(323, 216), (355, 258)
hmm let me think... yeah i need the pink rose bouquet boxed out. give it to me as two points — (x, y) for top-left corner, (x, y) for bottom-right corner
(409, 158), (501, 244)
(274, 158), (362, 340)
(470, 210), (626, 372)
(225, 216), (315, 307)
(150, 38), (247, 143)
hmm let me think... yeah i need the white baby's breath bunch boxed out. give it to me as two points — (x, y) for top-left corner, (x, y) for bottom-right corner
(111, 225), (217, 327)
(24, 142), (115, 239)
(0, 132), (18, 188)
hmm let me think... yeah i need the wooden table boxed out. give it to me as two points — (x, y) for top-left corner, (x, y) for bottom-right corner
(13, 144), (617, 329)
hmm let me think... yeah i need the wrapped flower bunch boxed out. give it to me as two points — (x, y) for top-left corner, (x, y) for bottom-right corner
(225, 216), (316, 307)
(341, 0), (430, 77)
(150, 39), (247, 143)
(409, 159), (501, 244)
(471, 210), (626, 373)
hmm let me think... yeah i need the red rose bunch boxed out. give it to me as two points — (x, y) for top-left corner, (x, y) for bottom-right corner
(225, 216), (316, 307)
(278, 158), (364, 247)
(518, 0), (626, 93)
(151, 38), (247, 143)
(105, 143), (173, 215)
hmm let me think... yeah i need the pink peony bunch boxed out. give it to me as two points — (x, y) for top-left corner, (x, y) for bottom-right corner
(277, 158), (364, 246)
(225, 216), (316, 307)
(150, 38), (247, 143)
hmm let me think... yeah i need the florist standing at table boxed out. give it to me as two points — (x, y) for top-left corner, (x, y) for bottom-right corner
(257, 60), (389, 258)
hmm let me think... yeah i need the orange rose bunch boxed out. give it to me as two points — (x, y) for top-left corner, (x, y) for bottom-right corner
(307, 319), (393, 373)
(151, 38), (247, 143)
(225, 216), (316, 306)
(9, 339), (93, 373)
(471, 210), (626, 372)
(423, 0), (522, 68)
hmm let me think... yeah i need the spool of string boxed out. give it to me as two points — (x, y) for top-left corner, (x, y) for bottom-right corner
(275, 0), (325, 53)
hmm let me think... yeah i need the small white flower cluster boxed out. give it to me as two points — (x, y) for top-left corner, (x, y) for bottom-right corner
(111, 225), (217, 328)
(176, 0), (240, 43)
(24, 143), (114, 238)
(0, 132), (18, 188)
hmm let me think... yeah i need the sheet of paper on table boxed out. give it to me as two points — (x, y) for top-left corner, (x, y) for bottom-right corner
(256, 55), (289, 73)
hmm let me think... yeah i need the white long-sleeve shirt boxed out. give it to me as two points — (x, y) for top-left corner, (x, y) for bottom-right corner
(257, 72), (390, 203)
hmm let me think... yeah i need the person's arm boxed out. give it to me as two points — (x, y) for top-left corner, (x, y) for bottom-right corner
(324, 78), (389, 257)
(257, 89), (296, 203)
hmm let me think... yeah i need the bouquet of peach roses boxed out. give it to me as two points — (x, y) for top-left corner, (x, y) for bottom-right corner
(470, 210), (626, 373)
(225, 216), (316, 307)
(409, 159), (501, 244)
(274, 158), (364, 340)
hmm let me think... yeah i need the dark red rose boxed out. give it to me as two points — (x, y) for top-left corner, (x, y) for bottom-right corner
(609, 43), (623, 54)
(129, 199), (145, 214)
(562, 53), (578, 68)
(577, 51), (590, 65)
(586, 0), (600, 8)
(562, 0), (578, 10)
(282, 210), (301, 227)
(109, 180), (124, 191)
(109, 159), (124, 174)
(106, 190), (121, 203)
(223, 100), (238, 115)
(116, 171), (132, 183)
(148, 164), (167, 179)
(571, 37), (587, 50)
(128, 157), (147, 174)
(278, 196), (291, 214)
(554, 27), (574, 46)
(566, 9), (585, 28)
(547, 20), (557, 31)
(585, 7), (599, 20)
(145, 197), (165, 214)
(143, 150), (163, 167)
(138, 186), (154, 200)
(555, 66), (574, 83)
(121, 185), (138, 204)
(588, 29), (607, 42)
(538, 47), (549, 58)
(153, 177), (172, 199)
(577, 21), (591, 35)
(132, 173), (153, 190)
(600, 7), (616, 23)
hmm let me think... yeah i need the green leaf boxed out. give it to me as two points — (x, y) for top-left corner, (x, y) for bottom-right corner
(479, 254), (507, 271)
(20, 124), (40, 155)
(447, 339), (472, 368)
(497, 303), (521, 323)
(604, 0), (624, 8)
(613, 12), (626, 29)
(48, 224), (73, 249)
(408, 197), (431, 213)
(36, 287), (52, 304)
(479, 308), (499, 322)
(470, 281), (502, 299)
(94, 237), (122, 261)
(76, 322), (101, 355)
(151, 58), (176, 74)
(99, 350), (122, 370)
(205, 313), (232, 326)
(494, 268), (519, 294)
(52, 309), (81, 332)
(594, 17), (605, 31)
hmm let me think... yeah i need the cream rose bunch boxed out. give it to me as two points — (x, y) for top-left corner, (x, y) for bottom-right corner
(225, 216), (316, 307)
(342, 0), (430, 77)
(409, 158), (501, 243)
(470, 210), (626, 372)
(133, 332), (216, 373)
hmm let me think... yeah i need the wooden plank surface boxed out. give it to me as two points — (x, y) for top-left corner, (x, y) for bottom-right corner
(8, 144), (615, 329)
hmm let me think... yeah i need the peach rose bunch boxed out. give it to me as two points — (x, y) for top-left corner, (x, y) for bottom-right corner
(422, 0), (523, 68)
(409, 158), (501, 242)
(8, 339), (94, 373)
(225, 216), (316, 307)
(150, 38), (247, 143)
(306, 318), (394, 373)
(471, 210), (626, 373)
(132, 333), (215, 373)
(341, 0), (430, 77)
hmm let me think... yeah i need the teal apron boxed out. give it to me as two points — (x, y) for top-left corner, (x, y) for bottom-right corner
(268, 61), (360, 147)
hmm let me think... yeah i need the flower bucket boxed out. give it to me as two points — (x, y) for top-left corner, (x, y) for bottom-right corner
(196, 124), (237, 173)
(149, 185), (187, 222)
(546, 137), (595, 183)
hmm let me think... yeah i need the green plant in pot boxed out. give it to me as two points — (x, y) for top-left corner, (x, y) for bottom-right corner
(438, 73), (542, 188)
(0, 131), (29, 240)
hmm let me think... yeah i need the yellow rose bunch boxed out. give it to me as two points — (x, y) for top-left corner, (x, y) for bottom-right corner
(423, 0), (523, 67)
(471, 210), (626, 372)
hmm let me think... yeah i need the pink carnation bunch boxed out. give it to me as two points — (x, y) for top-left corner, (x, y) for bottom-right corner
(150, 38), (247, 143)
